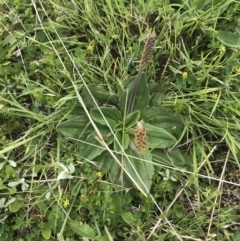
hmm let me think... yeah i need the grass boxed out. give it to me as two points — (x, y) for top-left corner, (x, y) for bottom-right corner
(1, 0), (240, 240)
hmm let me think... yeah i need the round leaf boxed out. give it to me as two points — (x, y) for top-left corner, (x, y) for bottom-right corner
(42, 227), (51, 240)
(9, 199), (23, 212)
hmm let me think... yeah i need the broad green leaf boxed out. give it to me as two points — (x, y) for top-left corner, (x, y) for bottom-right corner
(5, 165), (15, 178)
(217, 31), (240, 48)
(98, 151), (120, 182)
(57, 107), (92, 138)
(4, 198), (16, 207)
(114, 132), (130, 152)
(0, 162), (5, 170)
(113, 122), (123, 132)
(90, 107), (122, 128)
(68, 221), (95, 238)
(0, 181), (7, 190)
(142, 107), (183, 132)
(82, 85), (118, 108)
(41, 227), (51, 240)
(149, 81), (166, 107)
(152, 148), (185, 166)
(109, 194), (122, 227)
(119, 72), (150, 114)
(80, 131), (114, 161)
(114, 110), (140, 131)
(124, 110), (140, 129)
(9, 199), (23, 212)
(131, 73), (150, 113)
(150, 92), (165, 107)
(99, 235), (112, 241)
(123, 148), (154, 193)
(8, 186), (17, 194)
(121, 211), (136, 225)
(98, 151), (119, 171)
(8, 181), (21, 187)
(57, 233), (64, 241)
(8, 160), (16, 167)
(114, 131), (122, 152)
(57, 117), (91, 138)
(144, 123), (176, 148)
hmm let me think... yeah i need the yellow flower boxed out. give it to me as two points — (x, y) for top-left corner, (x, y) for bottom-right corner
(206, 206), (211, 212)
(128, 46), (133, 52)
(122, 23), (127, 28)
(209, 92), (218, 100)
(182, 71), (188, 78)
(112, 34), (119, 39)
(200, 94), (205, 100)
(203, 187), (211, 198)
(87, 44), (94, 52)
(237, 67), (240, 74)
(63, 198), (70, 208)
(172, 126), (176, 130)
(219, 45), (226, 53)
(96, 171), (103, 178)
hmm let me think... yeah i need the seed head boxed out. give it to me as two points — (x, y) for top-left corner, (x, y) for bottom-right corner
(134, 121), (147, 153)
(139, 35), (157, 69)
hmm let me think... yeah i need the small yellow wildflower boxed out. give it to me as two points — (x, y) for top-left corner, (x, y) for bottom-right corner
(206, 206), (211, 212)
(63, 198), (70, 208)
(237, 67), (240, 74)
(87, 44), (94, 52)
(112, 34), (119, 39)
(182, 71), (188, 78)
(172, 126), (176, 130)
(220, 45), (226, 53)
(96, 171), (103, 178)
(128, 46), (133, 52)
(203, 187), (211, 198)
(122, 23), (127, 28)
(209, 92), (218, 100)
(200, 94), (205, 100)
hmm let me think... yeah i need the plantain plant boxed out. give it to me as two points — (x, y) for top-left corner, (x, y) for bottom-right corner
(57, 35), (184, 194)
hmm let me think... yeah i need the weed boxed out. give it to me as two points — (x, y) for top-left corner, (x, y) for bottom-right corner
(1, 0), (240, 240)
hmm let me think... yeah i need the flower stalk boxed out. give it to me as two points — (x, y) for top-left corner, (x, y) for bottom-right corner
(127, 35), (156, 114)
